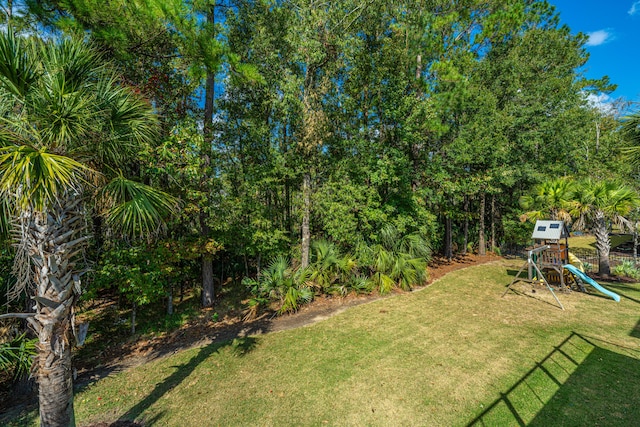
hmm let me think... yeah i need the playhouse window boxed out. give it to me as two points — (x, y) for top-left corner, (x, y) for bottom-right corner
(550, 224), (560, 229)
(537, 226), (546, 231)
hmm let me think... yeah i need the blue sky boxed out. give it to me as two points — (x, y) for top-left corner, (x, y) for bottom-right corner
(550, 0), (640, 105)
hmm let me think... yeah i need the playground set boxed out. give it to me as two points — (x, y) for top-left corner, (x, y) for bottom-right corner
(503, 220), (620, 310)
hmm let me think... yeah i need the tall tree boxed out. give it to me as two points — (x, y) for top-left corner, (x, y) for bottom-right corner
(570, 180), (640, 276)
(0, 30), (175, 426)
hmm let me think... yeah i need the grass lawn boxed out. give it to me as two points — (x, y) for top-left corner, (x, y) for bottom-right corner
(568, 234), (632, 250)
(8, 260), (640, 426)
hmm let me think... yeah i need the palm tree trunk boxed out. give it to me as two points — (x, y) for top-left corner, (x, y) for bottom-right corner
(38, 338), (75, 427)
(23, 196), (86, 427)
(593, 210), (611, 276)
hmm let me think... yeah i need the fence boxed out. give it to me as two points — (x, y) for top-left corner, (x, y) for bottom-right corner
(499, 245), (638, 273)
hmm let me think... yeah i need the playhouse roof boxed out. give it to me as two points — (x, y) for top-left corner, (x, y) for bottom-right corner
(531, 220), (569, 240)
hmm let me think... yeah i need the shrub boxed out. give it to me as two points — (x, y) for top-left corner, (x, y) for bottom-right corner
(0, 333), (37, 381)
(310, 239), (358, 293)
(613, 261), (640, 280)
(243, 256), (314, 314)
(357, 225), (430, 293)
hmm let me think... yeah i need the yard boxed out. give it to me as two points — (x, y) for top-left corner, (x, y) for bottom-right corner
(8, 260), (640, 426)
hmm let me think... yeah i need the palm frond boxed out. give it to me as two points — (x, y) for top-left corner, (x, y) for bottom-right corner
(399, 233), (431, 259)
(36, 81), (94, 149)
(0, 145), (89, 210)
(372, 271), (394, 294)
(570, 179), (640, 232)
(520, 177), (575, 222)
(622, 112), (640, 165)
(70, 78), (158, 167)
(0, 29), (38, 98)
(0, 194), (11, 240)
(102, 175), (179, 238)
(41, 37), (104, 94)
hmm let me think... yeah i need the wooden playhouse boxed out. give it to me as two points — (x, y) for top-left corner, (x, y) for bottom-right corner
(530, 220), (571, 288)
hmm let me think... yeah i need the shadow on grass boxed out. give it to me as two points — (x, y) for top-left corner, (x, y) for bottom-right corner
(74, 312), (274, 395)
(468, 332), (640, 427)
(506, 269), (522, 278)
(603, 283), (640, 305)
(630, 318), (640, 339)
(118, 336), (257, 423)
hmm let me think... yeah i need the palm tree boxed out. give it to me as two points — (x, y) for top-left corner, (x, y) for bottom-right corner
(622, 111), (640, 165)
(519, 177), (575, 223)
(0, 29), (176, 426)
(570, 180), (640, 276)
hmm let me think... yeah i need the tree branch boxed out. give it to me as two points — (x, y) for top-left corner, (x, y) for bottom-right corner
(0, 312), (36, 320)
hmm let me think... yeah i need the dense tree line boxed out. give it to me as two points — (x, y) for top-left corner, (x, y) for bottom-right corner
(1, 1), (639, 425)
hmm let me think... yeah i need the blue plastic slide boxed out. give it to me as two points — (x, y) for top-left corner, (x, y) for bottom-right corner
(563, 264), (620, 302)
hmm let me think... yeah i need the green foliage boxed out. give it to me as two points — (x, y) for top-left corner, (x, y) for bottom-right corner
(622, 111), (640, 166)
(243, 256), (313, 315)
(0, 245), (15, 307)
(15, 0), (636, 333)
(0, 333), (37, 380)
(357, 226), (430, 293)
(102, 174), (179, 238)
(519, 177), (575, 223)
(612, 261), (640, 280)
(570, 180), (640, 232)
(91, 237), (214, 308)
(93, 243), (174, 307)
(502, 218), (532, 246)
(0, 145), (89, 212)
(309, 239), (357, 294)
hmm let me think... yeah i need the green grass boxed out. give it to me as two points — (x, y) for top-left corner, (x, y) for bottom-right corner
(7, 260), (640, 426)
(569, 234), (632, 250)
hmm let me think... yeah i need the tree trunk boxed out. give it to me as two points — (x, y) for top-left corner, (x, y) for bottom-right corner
(200, 5), (216, 308)
(167, 285), (173, 316)
(444, 216), (453, 261)
(131, 302), (137, 335)
(479, 193), (486, 255)
(634, 226), (638, 263)
(595, 121), (600, 155)
(490, 194), (496, 252)
(201, 254), (214, 307)
(593, 210), (611, 276)
(24, 196), (87, 427)
(301, 172), (311, 269)
(38, 338), (75, 427)
(463, 196), (469, 255)
(256, 254), (261, 277)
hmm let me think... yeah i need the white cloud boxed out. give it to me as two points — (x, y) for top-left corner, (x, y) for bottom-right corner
(585, 30), (613, 46)
(629, 1), (640, 15)
(586, 93), (615, 114)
